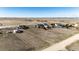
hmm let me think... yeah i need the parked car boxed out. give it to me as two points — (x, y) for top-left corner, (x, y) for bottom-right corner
(13, 29), (23, 33)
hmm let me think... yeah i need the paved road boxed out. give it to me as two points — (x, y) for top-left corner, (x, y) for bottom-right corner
(43, 34), (79, 51)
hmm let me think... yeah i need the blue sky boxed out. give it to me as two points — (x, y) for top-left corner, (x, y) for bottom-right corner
(0, 7), (79, 17)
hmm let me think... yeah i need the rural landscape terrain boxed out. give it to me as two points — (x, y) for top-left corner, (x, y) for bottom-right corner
(0, 17), (79, 51)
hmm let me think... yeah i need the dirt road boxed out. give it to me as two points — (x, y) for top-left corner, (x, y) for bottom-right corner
(43, 34), (79, 51)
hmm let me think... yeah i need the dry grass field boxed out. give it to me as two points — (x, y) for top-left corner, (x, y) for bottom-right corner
(0, 18), (78, 51)
(66, 40), (79, 51)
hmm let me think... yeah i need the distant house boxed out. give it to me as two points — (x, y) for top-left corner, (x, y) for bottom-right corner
(51, 23), (66, 28)
(18, 25), (29, 29)
(35, 22), (51, 30)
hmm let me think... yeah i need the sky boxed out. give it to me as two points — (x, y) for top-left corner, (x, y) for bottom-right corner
(0, 7), (79, 17)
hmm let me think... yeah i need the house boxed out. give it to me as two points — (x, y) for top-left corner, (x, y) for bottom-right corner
(36, 22), (51, 30)
(51, 23), (66, 28)
(18, 25), (29, 29)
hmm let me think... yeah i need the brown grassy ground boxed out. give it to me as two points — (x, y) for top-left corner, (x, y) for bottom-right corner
(0, 19), (78, 51)
(0, 28), (77, 51)
(66, 40), (79, 51)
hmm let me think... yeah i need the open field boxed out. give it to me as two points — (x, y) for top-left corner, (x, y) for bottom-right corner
(0, 28), (78, 51)
(0, 18), (79, 51)
(1, 18), (79, 25)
